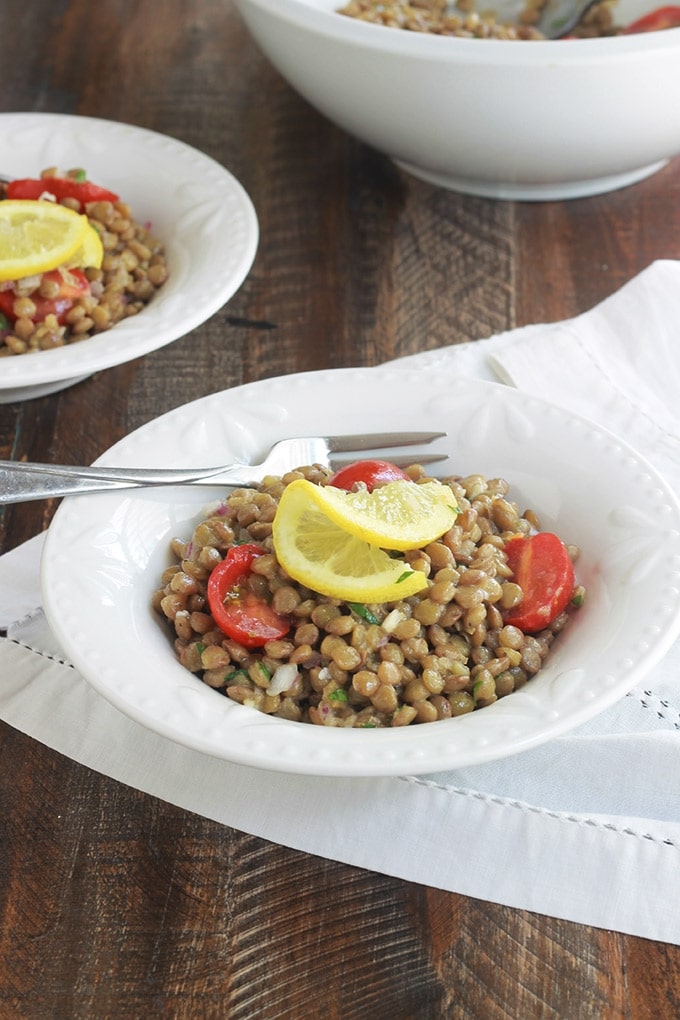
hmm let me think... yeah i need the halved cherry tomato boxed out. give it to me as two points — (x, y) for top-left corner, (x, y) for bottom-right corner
(6, 177), (119, 205)
(0, 291), (16, 322)
(206, 543), (290, 649)
(622, 5), (680, 31)
(0, 268), (90, 325)
(502, 532), (575, 633)
(328, 459), (411, 492)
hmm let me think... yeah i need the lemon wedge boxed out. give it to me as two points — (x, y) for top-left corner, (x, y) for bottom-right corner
(280, 478), (458, 551)
(0, 200), (89, 281)
(67, 222), (104, 270)
(272, 489), (429, 602)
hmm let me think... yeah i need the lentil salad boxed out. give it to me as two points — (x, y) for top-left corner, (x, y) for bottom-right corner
(153, 463), (584, 728)
(0, 168), (168, 356)
(337, 0), (668, 38)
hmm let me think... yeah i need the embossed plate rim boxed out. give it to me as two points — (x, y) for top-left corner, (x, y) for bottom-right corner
(0, 112), (259, 395)
(41, 367), (680, 776)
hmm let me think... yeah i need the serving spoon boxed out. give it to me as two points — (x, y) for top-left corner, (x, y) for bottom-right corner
(532, 0), (605, 36)
(447, 0), (606, 37)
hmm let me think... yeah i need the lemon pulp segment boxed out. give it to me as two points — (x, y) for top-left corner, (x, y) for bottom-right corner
(67, 222), (104, 269)
(287, 478), (457, 550)
(0, 199), (89, 281)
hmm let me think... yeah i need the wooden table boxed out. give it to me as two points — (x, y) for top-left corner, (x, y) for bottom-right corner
(2, 2), (680, 1016)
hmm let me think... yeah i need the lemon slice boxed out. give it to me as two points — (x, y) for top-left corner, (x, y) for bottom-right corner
(272, 488), (429, 602)
(67, 222), (104, 269)
(281, 478), (458, 551)
(0, 200), (89, 281)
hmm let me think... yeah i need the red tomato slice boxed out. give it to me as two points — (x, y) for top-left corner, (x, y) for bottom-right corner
(206, 543), (290, 649)
(0, 268), (90, 325)
(328, 459), (411, 492)
(502, 532), (575, 633)
(0, 291), (16, 321)
(6, 177), (119, 204)
(623, 5), (680, 31)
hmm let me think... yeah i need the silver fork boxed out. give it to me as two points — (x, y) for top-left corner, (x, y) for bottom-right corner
(0, 431), (447, 504)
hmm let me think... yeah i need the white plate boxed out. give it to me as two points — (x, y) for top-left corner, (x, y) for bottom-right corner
(41, 366), (680, 777)
(0, 113), (258, 402)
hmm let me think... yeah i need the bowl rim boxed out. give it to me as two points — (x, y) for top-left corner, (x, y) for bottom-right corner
(234, 0), (680, 62)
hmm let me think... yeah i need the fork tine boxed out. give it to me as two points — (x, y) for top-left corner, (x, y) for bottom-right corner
(325, 431), (446, 454)
(329, 452), (447, 469)
(371, 452), (447, 468)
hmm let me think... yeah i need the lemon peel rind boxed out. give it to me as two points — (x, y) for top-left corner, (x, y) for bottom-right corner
(278, 563), (427, 602)
(274, 546), (428, 602)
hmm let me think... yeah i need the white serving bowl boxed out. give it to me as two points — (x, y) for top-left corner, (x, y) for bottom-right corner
(233, 0), (680, 200)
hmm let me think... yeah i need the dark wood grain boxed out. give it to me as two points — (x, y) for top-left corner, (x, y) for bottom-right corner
(1, 2), (680, 1017)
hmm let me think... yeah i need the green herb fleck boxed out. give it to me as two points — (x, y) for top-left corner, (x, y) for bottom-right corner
(396, 570), (414, 584)
(224, 668), (249, 683)
(256, 662), (272, 681)
(360, 722), (377, 728)
(328, 689), (349, 703)
(73, 169), (87, 182)
(571, 592), (585, 608)
(348, 602), (380, 625)
(0, 313), (9, 332)
(196, 642), (206, 655)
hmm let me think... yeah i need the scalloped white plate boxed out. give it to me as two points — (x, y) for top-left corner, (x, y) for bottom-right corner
(41, 367), (680, 776)
(0, 113), (258, 402)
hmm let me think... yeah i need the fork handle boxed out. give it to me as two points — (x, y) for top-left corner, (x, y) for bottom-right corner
(0, 460), (254, 504)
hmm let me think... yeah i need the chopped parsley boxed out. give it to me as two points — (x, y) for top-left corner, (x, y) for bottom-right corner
(348, 602), (380, 625)
(224, 668), (249, 683)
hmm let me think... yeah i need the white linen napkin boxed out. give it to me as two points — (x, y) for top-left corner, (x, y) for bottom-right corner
(3, 259), (680, 944)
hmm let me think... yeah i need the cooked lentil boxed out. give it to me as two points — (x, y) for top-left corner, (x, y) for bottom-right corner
(153, 463), (584, 728)
(0, 168), (168, 356)
(337, 0), (619, 38)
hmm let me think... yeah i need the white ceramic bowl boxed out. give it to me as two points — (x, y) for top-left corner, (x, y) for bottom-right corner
(233, 0), (680, 200)
(41, 366), (680, 777)
(0, 113), (258, 402)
